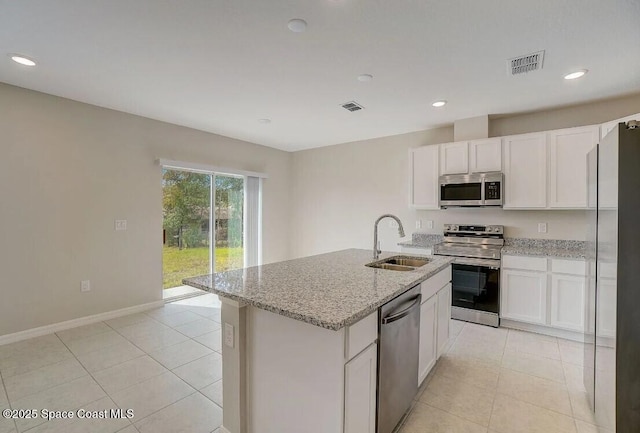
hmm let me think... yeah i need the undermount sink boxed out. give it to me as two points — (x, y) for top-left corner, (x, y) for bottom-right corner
(366, 255), (430, 271)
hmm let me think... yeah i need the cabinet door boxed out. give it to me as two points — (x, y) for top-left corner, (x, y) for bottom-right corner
(436, 283), (451, 358)
(469, 138), (502, 173)
(410, 145), (439, 209)
(550, 274), (586, 331)
(418, 296), (437, 386)
(440, 142), (469, 175)
(501, 269), (547, 324)
(503, 133), (547, 208)
(344, 343), (377, 433)
(548, 126), (599, 209)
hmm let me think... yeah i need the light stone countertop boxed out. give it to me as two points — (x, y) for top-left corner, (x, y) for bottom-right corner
(398, 234), (586, 260)
(501, 238), (586, 259)
(183, 249), (453, 331)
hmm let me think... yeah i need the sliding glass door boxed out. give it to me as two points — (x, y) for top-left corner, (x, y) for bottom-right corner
(162, 170), (245, 290)
(162, 169), (212, 289)
(213, 174), (244, 273)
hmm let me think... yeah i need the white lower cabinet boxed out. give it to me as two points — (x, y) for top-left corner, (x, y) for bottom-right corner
(501, 255), (588, 336)
(437, 283), (451, 357)
(550, 274), (586, 331)
(344, 343), (377, 433)
(501, 269), (547, 324)
(418, 295), (437, 385)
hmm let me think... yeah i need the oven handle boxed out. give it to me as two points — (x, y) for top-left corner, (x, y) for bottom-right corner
(453, 257), (501, 269)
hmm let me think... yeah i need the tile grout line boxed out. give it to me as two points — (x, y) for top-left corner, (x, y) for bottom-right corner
(105, 306), (223, 430)
(51, 332), (134, 431)
(57, 318), (204, 430)
(0, 368), (19, 433)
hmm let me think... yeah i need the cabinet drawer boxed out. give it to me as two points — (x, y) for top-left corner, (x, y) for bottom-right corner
(502, 255), (547, 272)
(421, 266), (451, 301)
(346, 312), (378, 360)
(551, 259), (586, 276)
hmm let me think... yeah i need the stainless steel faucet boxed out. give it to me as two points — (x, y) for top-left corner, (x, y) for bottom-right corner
(373, 214), (406, 259)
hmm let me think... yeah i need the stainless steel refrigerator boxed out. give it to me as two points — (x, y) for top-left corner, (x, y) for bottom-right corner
(585, 120), (640, 432)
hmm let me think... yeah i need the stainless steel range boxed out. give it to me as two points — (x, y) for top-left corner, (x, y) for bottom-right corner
(434, 224), (504, 327)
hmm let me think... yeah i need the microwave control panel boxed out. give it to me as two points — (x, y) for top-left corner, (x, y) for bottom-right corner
(485, 182), (501, 199)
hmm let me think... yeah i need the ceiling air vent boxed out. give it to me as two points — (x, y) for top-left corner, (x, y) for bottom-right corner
(508, 50), (545, 75)
(341, 101), (364, 112)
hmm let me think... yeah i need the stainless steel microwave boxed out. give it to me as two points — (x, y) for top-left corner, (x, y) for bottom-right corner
(439, 172), (504, 208)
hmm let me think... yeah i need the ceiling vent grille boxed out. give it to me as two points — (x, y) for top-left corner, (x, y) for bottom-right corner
(341, 101), (364, 112)
(508, 50), (545, 75)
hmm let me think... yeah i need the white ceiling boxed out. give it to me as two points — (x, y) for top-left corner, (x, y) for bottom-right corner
(1, 0), (639, 151)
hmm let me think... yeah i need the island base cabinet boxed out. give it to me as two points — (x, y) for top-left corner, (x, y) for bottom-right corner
(418, 295), (437, 385)
(344, 343), (377, 433)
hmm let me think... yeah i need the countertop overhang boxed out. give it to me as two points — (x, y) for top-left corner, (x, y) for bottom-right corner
(183, 249), (453, 331)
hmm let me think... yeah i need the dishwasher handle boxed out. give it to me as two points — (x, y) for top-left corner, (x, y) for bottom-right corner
(382, 294), (422, 325)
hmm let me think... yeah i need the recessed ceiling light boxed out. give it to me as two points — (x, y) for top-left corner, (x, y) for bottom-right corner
(10, 54), (36, 66)
(564, 70), (588, 80)
(432, 100), (447, 107)
(287, 19), (307, 33)
(258, 118), (272, 124)
(357, 74), (373, 82)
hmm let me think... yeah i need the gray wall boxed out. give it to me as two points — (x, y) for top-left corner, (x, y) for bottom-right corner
(0, 83), (292, 336)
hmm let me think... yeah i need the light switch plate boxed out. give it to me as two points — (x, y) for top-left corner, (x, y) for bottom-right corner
(224, 323), (234, 348)
(426, 220), (434, 229)
(415, 220), (422, 229)
(81, 280), (91, 292)
(538, 222), (548, 233)
(115, 220), (127, 231)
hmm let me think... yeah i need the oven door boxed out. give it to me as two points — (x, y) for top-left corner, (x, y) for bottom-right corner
(451, 260), (500, 314)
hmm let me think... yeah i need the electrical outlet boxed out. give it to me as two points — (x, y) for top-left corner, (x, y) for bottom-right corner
(538, 222), (548, 233)
(415, 220), (422, 229)
(81, 280), (91, 292)
(224, 323), (234, 348)
(388, 220), (399, 229)
(426, 220), (434, 229)
(115, 220), (127, 231)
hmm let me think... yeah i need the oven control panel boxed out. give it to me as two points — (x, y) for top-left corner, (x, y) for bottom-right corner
(443, 224), (503, 235)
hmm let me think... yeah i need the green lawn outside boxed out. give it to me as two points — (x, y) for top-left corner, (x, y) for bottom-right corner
(163, 246), (244, 289)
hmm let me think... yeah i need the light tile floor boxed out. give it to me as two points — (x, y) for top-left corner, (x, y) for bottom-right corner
(0, 294), (223, 433)
(1, 300), (610, 433)
(397, 320), (611, 433)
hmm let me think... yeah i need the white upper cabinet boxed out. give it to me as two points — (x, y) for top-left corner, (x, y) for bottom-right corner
(503, 132), (547, 209)
(600, 112), (640, 140)
(469, 138), (502, 173)
(409, 145), (439, 209)
(547, 126), (599, 209)
(439, 142), (469, 175)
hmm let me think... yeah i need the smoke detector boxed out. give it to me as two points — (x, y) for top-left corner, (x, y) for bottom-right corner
(508, 50), (545, 75)
(341, 101), (364, 112)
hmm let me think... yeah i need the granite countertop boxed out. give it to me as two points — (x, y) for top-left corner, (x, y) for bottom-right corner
(398, 233), (443, 249)
(501, 239), (587, 259)
(399, 232), (587, 260)
(183, 249), (453, 331)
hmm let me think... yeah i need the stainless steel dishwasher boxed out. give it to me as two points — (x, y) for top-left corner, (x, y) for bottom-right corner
(377, 285), (421, 433)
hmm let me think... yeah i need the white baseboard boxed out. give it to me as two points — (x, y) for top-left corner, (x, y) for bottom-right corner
(0, 300), (165, 346)
(501, 319), (584, 342)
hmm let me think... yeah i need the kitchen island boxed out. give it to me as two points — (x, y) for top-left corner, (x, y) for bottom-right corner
(184, 249), (452, 433)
